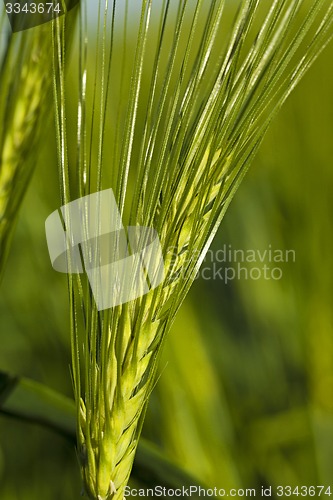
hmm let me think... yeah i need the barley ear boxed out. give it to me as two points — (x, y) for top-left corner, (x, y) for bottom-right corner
(0, 24), (53, 274)
(51, 2), (333, 499)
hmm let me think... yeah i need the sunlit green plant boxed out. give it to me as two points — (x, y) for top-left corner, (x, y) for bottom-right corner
(0, 20), (53, 274)
(50, 1), (333, 498)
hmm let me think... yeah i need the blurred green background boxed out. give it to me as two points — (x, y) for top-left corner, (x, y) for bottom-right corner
(1, 5), (333, 500)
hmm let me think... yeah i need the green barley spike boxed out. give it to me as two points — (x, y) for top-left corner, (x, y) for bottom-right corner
(51, 1), (333, 498)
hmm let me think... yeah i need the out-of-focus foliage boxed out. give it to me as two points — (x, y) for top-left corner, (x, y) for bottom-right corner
(145, 39), (333, 492)
(0, 6), (333, 500)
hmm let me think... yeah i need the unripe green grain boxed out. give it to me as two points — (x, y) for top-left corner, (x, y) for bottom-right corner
(51, 2), (333, 498)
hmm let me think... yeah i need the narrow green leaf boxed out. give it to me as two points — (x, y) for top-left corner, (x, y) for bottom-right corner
(0, 371), (209, 496)
(0, 371), (76, 439)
